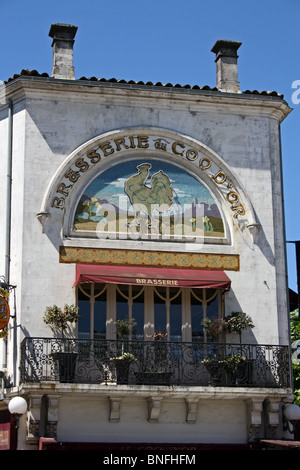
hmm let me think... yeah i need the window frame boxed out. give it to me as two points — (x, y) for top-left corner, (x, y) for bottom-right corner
(76, 284), (224, 343)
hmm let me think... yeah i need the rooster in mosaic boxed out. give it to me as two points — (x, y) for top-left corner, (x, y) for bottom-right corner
(124, 163), (174, 228)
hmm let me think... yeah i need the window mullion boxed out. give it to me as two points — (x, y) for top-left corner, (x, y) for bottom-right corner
(166, 287), (170, 341)
(203, 289), (207, 343)
(182, 288), (191, 343)
(128, 285), (133, 340)
(90, 283), (95, 341)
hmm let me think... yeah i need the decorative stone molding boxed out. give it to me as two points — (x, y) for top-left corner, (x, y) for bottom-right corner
(109, 397), (123, 422)
(39, 127), (259, 250)
(246, 399), (263, 442)
(46, 395), (60, 439)
(247, 223), (260, 244)
(26, 395), (42, 444)
(147, 397), (163, 422)
(59, 246), (240, 271)
(185, 398), (199, 424)
(264, 398), (281, 439)
(36, 211), (50, 233)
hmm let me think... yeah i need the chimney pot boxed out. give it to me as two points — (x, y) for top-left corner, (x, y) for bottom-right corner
(49, 23), (78, 80)
(211, 39), (242, 93)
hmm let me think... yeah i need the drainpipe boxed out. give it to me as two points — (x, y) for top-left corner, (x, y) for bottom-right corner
(1, 98), (13, 399)
(5, 99), (13, 286)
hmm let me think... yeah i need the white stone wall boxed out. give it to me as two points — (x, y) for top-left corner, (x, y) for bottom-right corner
(0, 77), (293, 448)
(0, 79), (291, 390)
(57, 395), (247, 444)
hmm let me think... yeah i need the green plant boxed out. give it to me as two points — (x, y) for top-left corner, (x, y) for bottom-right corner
(291, 310), (300, 343)
(202, 318), (227, 340)
(203, 353), (246, 367)
(146, 331), (167, 341)
(202, 357), (218, 365)
(291, 310), (300, 405)
(115, 318), (137, 338)
(114, 317), (137, 356)
(225, 312), (254, 343)
(223, 353), (247, 371)
(112, 352), (136, 362)
(43, 304), (79, 337)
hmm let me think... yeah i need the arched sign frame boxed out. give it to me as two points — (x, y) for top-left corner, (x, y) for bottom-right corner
(38, 127), (258, 253)
(0, 295), (10, 331)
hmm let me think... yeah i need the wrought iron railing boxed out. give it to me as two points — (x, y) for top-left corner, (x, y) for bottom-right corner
(20, 337), (291, 388)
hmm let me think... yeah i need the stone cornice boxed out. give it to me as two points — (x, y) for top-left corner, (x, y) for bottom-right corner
(19, 381), (294, 401)
(1, 75), (292, 122)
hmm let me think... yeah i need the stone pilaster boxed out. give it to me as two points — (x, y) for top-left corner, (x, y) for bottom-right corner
(46, 395), (60, 439)
(26, 395), (42, 444)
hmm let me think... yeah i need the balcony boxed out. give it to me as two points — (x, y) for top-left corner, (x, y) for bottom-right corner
(20, 337), (291, 388)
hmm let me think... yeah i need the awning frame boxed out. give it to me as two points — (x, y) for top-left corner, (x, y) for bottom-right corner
(74, 264), (231, 290)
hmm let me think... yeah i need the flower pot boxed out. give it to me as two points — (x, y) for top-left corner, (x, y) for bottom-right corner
(136, 371), (172, 385)
(114, 359), (133, 384)
(225, 359), (252, 386)
(51, 352), (77, 383)
(203, 360), (226, 386)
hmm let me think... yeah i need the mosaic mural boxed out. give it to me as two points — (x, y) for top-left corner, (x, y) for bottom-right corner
(73, 160), (225, 240)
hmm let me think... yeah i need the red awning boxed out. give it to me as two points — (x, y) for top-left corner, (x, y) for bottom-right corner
(74, 264), (231, 290)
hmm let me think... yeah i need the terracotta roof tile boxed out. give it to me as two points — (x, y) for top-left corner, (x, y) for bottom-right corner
(4, 69), (284, 99)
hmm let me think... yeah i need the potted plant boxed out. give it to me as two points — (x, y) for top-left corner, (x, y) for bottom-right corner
(147, 331), (167, 341)
(115, 317), (137, 352)
(43, 304), (79, 382)
(223, 312), (255, 385)
(113, 352), (136, 362)
(202, 314), (255, 386)
(111, 352), (137, 384)
(137, 331), (172, 384)
(112, 318), (137, 383)
(201, 318), (227, 383)
(225, 311), (254, 344)
(222, 353), (249, 385)
(202, 318), (227, 341)
(202, 356), (226, 385)
(43, 304), (79, 338)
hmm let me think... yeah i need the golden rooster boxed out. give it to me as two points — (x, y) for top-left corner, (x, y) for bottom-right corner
(124, 163), (174, 227)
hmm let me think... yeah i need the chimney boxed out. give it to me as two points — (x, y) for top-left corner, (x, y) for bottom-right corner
(211, 40), (242, 93)
(49, 23), (78, 80)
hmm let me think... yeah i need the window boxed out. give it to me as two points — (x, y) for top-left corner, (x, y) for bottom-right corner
(154, 287), (182, 342)
(191, 289), (220, 342)
(77, 284), (223, 342)
(78, 283), (107, 340)
(116, 285), (145, 339)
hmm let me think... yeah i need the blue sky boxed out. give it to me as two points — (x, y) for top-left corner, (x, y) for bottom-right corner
(1, 0), (300, 292)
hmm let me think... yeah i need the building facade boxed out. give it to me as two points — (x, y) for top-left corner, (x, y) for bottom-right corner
(0, 24), (295, 450)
